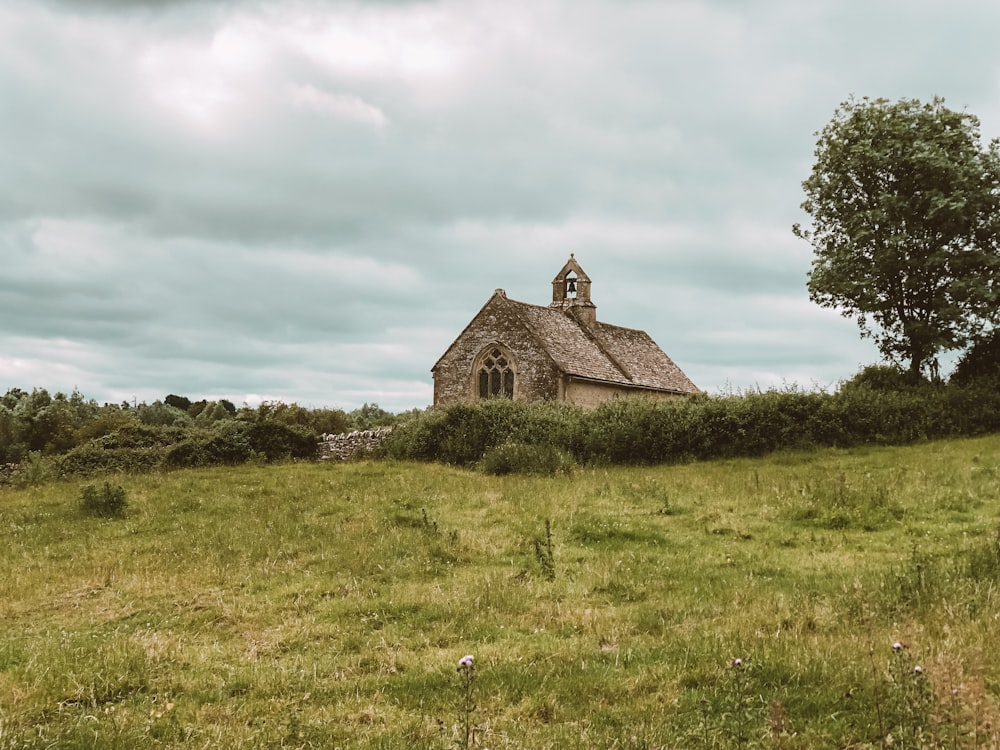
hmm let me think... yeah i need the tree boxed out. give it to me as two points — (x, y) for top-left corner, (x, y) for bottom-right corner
(951, 329), (1000, 384)
(794, 96), (1000, 380)
(164, 394), (192, 411)
(349, 402), (395, 431)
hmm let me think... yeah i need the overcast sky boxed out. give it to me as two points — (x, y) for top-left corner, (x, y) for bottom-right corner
(2, 0), (999, 411)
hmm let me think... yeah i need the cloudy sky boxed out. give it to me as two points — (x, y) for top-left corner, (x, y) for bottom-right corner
(2, 0), (999, 411)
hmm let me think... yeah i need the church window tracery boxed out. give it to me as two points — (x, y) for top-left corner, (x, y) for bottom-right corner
(477, 347), (515, 399)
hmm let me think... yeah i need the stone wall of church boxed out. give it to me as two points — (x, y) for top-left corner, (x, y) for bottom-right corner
(433, 295), (562, 407)
(564, 379), (683, 409)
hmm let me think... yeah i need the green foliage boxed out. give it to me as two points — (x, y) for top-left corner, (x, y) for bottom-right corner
(392, 379), (1000, 467)
(388, 399), (585, 465)
(0, 387), (363, 478)
(0, 388), (100, 458)
(57, 424), (185, 476)
(244, 400), (350, 436)
(349, 401), (397, 431)
(839, 363), (915, 392)
(78, 482), (128, 518)
(58, 443), (165, 477)
(73, 404), (138, 444)
(245, 419), (318, 461)
(97, 423), (187, 449)
(532, 518), (556, 581)
(794, 96), (1000, 379)
(6, 451), (54, 488)
(478, 441), (576, 476)
(164, 423), (253, 468)
(0, 404), (27, 463)
(309, 406), (351, 435)
(384, 406), (450, 461)
(136, 400), (192, 427)
(952, 329), (1000, 385)
(164, 394), (192, 411)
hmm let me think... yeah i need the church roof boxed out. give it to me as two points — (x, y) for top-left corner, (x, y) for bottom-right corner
(505, 296), (701, 395)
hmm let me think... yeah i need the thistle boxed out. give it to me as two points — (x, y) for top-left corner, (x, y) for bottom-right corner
(456, 654), (477, 748)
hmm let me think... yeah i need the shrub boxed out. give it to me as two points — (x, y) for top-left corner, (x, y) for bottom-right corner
(165, 422), (254, 468)
(246, 420), (318, 462)
(6, 451), (54, 488)
(478, 441), (576, 476)
(135, 400), (192, 427)
(58, 443), (165, 477)
(97, 424), (186, 449)
(839, 364), (914, 392)
(79, 482), (128, 518)
(385, 408), (451, 462)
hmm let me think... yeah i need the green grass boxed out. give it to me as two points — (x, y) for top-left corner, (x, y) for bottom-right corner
(2, 437), (1000, 748)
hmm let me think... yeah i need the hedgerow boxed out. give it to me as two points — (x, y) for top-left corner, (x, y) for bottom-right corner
(5, 374), (1000, 480)
(387, 379), (1000, 467)
(0, 389), (399, 482)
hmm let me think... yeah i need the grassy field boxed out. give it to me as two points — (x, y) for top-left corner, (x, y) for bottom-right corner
(2, 437), (1000, 748)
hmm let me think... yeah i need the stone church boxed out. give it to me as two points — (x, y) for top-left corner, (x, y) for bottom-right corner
(432, 256), (701, 408)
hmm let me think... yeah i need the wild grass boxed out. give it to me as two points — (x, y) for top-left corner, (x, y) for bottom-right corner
(1, 437), (999, 747)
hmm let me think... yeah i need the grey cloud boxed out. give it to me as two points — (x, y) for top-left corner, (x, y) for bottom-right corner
(2, 0), (998, 409)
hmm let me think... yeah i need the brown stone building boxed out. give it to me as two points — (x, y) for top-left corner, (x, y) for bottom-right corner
(432, 256), (701, 408)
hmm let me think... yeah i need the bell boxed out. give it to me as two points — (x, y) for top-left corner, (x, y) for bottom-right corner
(566, 278), (577, 294)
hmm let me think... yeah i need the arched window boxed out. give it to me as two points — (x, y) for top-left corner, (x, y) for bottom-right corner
(476, 346), (515, 399)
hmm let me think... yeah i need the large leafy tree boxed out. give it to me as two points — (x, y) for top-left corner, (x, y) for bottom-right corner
(794, 96), (1000, 380)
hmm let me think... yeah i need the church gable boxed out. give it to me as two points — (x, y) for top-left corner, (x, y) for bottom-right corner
(432, 258), (700, 408)
(432, 291), (563, 407)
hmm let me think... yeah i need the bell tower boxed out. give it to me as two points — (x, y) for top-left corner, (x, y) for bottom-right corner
(550, 254), (596, 326)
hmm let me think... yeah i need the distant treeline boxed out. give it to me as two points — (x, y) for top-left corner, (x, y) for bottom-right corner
(386, 367), (1000, 467)
(0, 389), (415, 482)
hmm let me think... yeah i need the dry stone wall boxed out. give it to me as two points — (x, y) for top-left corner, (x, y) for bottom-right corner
(318, 428), (392, 461)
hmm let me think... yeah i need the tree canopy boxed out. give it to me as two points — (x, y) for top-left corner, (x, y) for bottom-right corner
(794, 96), (1000, 379)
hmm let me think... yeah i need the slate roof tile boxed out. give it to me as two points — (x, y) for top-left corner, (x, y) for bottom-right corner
(505, 298), (700, 395)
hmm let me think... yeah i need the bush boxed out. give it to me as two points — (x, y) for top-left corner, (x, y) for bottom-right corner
(5, 451), (54, 488)
(165, 423), (253, 468)
(478, 442), (576, 476)
(79, 482), (128, 518)
(246, 420), (319, 462)
(839, 364), (915, 392)
(97, 424), (186, 449)
(387, 400), (586, 466)
(135, 401), (191, 427)
(385, 408), (451, 462)
(58, 443), (165, 477)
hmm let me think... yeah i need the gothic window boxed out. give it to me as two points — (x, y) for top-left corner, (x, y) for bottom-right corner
(477, 347), (515, 399)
